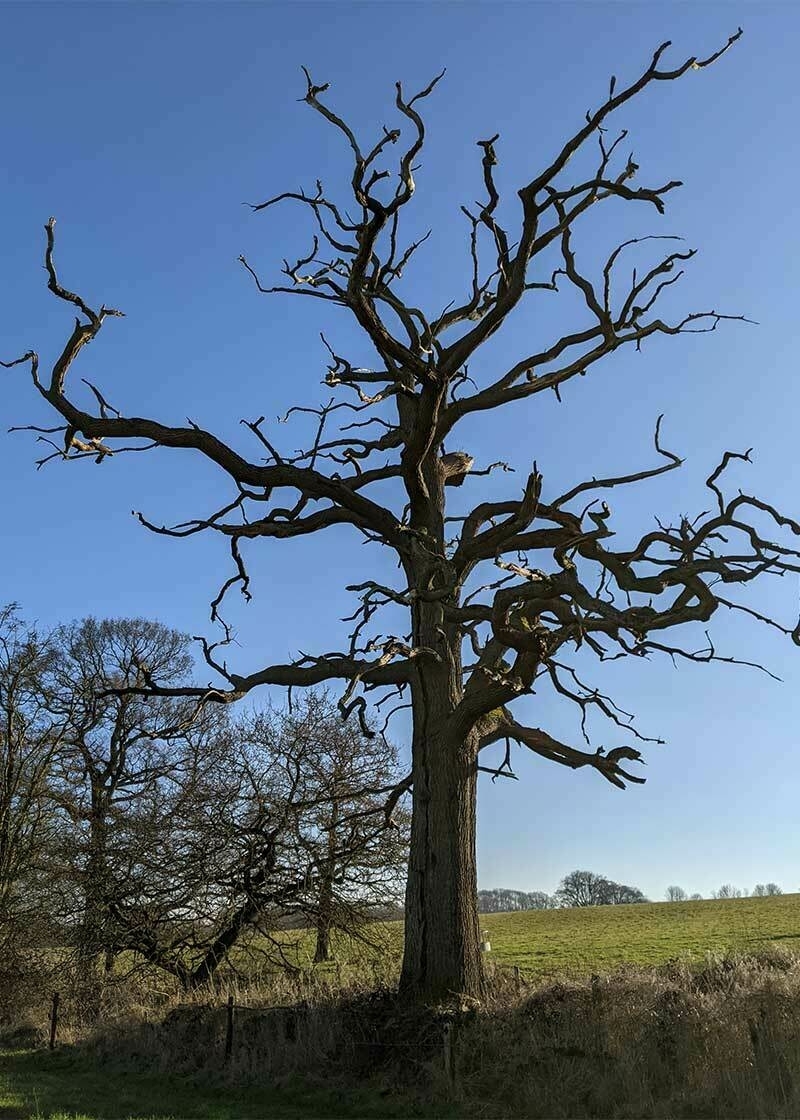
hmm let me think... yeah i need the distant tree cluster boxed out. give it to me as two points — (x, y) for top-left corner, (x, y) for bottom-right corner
(0, 608), (409, 991)
(665, 883), (783, 901)
(478, 889), (554, 913)
(555, 870), (648, 907)
(480, 870), (648, 912)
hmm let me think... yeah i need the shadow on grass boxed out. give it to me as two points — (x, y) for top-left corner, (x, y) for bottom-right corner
(0, 1048), (407, 1120)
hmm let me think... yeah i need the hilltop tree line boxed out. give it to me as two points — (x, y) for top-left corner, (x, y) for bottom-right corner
(665, 883), (783, 902)
(0, 607), (408, 994)
(479, 878), (786, 912)
(479, 870), (647, 912)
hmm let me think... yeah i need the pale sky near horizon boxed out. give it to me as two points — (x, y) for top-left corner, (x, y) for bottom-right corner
(2, 0), (799, 903)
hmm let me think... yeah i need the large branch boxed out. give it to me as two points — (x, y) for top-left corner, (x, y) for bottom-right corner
(480, 712), (646, 791)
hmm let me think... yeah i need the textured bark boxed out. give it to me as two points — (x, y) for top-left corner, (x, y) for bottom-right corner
(400, 714), (483, 1000)
(314, 904), (333, 964)
(399, 564), (484, 1000)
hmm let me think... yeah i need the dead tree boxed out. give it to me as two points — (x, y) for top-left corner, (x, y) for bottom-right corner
(5, 28), (800, 1001)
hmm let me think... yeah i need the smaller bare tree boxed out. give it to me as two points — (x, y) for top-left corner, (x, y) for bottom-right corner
(45, 617), (199, 978)
(712, 884), (742, 899)
(104, 691), (409, 987)
(555, 870), (646, 907)
(0, 605), (64, 944)
(243, 691), (408, 963)
(753, 883), (783, 897)
(665, 885), (688, 902)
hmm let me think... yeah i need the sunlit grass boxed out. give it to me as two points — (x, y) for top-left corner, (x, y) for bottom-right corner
(479, 892), (800, 976)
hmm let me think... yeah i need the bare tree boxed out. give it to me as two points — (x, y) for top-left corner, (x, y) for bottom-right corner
(240, 691), (408, 964)
(0, 605), (64, 941)
(753, 883), (782, 897)
(555, 870), (646, 907)
(45, 618), (199, 975)
(712, 884), (742, 899)
(600, 881), (648, 905)
(665, 885), (688, 902)
(105, 695), (408, 988)
(5, 28), (800, 1000)
(478, 889), (554, 913)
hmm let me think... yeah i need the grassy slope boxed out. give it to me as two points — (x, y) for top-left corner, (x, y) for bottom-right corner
(481, 892), (800, 975)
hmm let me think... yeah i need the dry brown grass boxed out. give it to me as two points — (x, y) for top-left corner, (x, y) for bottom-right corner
(42, 947), (797, 1117)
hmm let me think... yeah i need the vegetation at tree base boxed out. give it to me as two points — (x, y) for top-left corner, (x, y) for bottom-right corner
(6, 26), (800, 1005)
(6, 945), (800, 1118)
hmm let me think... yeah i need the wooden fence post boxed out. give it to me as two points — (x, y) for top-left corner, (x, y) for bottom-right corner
(224, 994), (234, 1062)
(442, 1021), (455, 1091)
(49, 992), (60, 1050)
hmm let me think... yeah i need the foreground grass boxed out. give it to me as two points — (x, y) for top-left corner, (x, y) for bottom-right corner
(0, 1046), (418, 1119)
(8, 950), (800, 1119)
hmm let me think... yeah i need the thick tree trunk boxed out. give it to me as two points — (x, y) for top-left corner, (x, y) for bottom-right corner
(396, 434), (483, 1002)
(399, 616), (483, 1001)
(400, 719), (482, 1000)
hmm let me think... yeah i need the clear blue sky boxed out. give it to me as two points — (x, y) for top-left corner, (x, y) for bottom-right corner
(2, 1), (799, 902)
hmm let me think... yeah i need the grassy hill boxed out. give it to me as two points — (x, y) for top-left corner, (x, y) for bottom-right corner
(263, 893), (800, 982)
(480, 893), (800, 976)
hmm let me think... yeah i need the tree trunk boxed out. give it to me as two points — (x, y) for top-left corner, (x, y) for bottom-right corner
(78, 805), (110, 976)
(399, 618), (483, 1001)
(314, 795), (339, 964)
(314, 908), (332, 964)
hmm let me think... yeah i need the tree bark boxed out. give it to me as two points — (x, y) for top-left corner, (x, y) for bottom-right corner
(314, 904), (332, 964)
(314, 800), (338, 964)
(400, 714), (482, 1001)
(399, 593), (483, 1001)
(78, 801), (111, 974)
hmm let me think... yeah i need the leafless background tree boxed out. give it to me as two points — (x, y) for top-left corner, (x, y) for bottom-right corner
(752, 883), (782, 897)
(665, 885), (688, 902)
(555, 869), (647, 908)
(103, 689), (408, 989)
(0, 605), (64, 949)
(6, 27), (800, 1000)
(478, 889), (554, 913)
(712, 884), (744, 899)
(43, 617), (200, 981)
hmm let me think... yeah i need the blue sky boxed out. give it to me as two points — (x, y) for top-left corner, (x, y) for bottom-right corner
(2, 0), (799, 902)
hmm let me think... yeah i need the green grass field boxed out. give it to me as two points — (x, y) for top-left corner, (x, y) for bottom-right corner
(479, 892), (800, 976)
